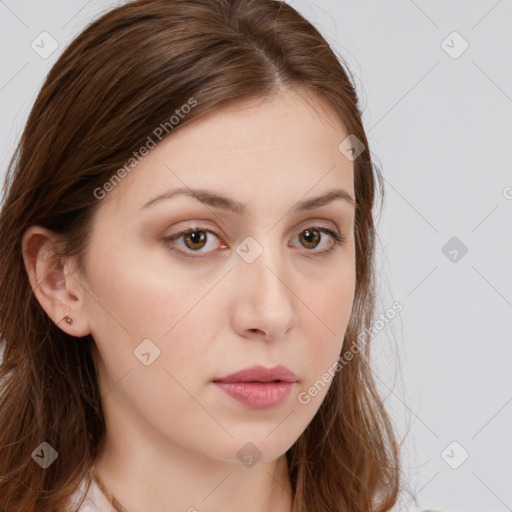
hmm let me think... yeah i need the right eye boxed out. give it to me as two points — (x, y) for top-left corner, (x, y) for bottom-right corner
(161, 226), (227, 258)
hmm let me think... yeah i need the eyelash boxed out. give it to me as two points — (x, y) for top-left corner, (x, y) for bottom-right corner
(161, 224), (347, 259)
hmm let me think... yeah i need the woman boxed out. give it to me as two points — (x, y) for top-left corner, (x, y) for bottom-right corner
(0, 0), (403, 510)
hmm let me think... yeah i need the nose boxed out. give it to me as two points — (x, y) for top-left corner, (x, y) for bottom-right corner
(229, 243), (299, 342)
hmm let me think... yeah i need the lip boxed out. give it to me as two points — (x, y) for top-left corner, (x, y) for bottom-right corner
(212, 365), (298, 410)
(213, 381), (295, 409)
(213, 365), (298, 384)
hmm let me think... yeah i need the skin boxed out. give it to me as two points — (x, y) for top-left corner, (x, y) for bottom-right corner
(22, 86), (356, 512)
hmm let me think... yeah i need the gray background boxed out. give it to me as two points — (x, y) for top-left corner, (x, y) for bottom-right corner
(1, 1), (511, 511)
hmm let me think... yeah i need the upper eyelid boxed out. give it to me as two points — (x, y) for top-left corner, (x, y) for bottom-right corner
(166, 218), (342, 236)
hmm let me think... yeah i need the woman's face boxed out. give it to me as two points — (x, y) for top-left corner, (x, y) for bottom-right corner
(76, 87), (356, 464)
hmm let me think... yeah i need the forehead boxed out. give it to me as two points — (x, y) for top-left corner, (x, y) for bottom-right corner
(105, 87), (354, 216)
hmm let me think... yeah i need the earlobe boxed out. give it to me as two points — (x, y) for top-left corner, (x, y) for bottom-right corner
(21, 225), (91, 337)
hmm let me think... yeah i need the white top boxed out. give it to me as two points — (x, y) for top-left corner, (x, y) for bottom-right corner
(67, 475), (438, 512)
(67, 476), (116, 512)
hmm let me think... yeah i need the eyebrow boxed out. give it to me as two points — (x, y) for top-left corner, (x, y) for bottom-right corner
(141, 187), (355, 214)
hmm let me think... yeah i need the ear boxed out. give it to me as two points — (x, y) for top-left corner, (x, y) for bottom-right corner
(21, 225), (91, 337)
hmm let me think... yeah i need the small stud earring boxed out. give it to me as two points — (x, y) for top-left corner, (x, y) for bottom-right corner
(64, 315), (73, 325)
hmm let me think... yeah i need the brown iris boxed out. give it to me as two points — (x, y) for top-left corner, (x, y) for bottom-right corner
(183, 230), (207, 250)
(298, 228), (321, 249)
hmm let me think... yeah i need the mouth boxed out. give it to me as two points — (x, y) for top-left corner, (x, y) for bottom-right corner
(212, 364), (298, 384)
(213, 379), (291, 383)
(212, 365), (297, 409)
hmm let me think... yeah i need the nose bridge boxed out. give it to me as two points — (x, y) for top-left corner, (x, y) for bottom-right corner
(238, 233), (288, 298)
(232, 233), (298, 336)
(255, 254), (288, 306)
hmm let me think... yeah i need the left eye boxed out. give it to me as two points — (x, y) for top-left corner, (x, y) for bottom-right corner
(294, 227), (344, 252)
(162, 226), (345, 258)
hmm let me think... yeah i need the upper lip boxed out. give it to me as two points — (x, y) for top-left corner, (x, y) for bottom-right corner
(213, 365), (298, 383)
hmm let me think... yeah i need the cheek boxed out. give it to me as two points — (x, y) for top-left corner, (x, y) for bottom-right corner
(84, 259), (222, 387)
(301, 241), (356, 328)
(84, 258), (216, 424)
(304, 266), (356, 336)
(298, 267), (356, 386)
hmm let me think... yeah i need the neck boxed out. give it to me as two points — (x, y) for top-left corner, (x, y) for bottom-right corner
(93, 447), (293, 512)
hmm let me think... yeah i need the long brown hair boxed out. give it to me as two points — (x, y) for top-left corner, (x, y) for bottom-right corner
(0, 1), (403, 510)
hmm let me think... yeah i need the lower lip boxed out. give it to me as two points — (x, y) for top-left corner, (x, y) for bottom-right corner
(213, 381), (295, 409)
